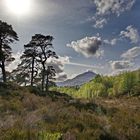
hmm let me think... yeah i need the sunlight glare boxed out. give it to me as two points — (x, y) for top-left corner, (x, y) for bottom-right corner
(5, 0), (31, 16)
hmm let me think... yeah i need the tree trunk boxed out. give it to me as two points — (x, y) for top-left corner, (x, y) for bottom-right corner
(31, 57), (35, 86)
(45, 74), (49, 92)
(1, 60), (6, 82)
(0, 37), (6, 82)
(41, 62), (45, 92)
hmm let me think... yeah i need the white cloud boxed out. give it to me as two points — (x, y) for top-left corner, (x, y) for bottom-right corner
(6, 52), (22, 72)
(110, 60), (133, 70)
(104, 38), (118, 46)
(121, 47), (140, 60)
(89, 0), (135, 28)
(87, 16), (108, 29)
(120, 26), (140, 43)
(46, 56), (69, 81)
(93, 0), (135, 16)
(95, 49), (104, 58)
(67, 36), (102, 58)
(93, 18), (107, 28)
(109, 46), (140, 73)
(55, 72), (67, 81)
(66, 62), (104, 69)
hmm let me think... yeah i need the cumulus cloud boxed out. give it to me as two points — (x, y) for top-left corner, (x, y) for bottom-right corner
(55, 72), (67, 81)
(109, 46), (140, 72)
(46, 56), (69, 81)
(121, 47), (140, 60)
(47, 56), (69, 73)
(120, 26), (140, 43)
(110, 60), (133, 70)
(95, 49), (104, 58)
(67, 36), (102, 58)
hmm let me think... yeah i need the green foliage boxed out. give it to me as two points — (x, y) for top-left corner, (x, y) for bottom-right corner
(50, 86), (78, 98)
(51, 70), (140, 98)
(38, 132), (62, 140)
(77, 82), (107, 98)
(1, 129), (27, 140)
(0, 129), (62, 140)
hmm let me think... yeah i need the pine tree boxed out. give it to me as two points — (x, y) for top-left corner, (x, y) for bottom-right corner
(0, 20), (18, 82)
(30, 34), (58, 91)
(45, 66), (56, 91)
(11, 69), (30, 86)
(12, 37), (39, 86)
(23, 41), (39, 86)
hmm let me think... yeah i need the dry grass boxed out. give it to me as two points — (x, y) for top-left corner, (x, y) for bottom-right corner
(0, 83), (140, 140)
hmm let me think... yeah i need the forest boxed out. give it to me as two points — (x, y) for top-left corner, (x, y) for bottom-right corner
(51, 70), (140, 98)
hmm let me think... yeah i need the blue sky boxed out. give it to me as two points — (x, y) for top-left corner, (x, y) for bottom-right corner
(0, 0), (140, 80)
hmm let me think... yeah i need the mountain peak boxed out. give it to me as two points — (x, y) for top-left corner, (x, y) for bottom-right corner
(57, 71), (97, 87)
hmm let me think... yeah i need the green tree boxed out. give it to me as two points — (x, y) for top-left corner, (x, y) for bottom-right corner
(122, 72), (136, 95)
(0, 20), (18, 82)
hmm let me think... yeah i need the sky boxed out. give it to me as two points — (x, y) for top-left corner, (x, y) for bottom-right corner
(0, 0), (140, 81)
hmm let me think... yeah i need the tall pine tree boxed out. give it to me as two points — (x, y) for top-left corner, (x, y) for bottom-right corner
(31, 34), (58, 91)
(11, 42), (39, 86)
(0, 20), (18, 82)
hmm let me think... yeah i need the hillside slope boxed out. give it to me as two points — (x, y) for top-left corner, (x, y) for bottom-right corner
(57, 71), (97, 87)
(0, 82), (140, 140)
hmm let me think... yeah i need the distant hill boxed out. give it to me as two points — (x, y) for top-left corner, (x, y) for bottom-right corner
(53, 69), (140, 99)
(57, 71), (97, 87)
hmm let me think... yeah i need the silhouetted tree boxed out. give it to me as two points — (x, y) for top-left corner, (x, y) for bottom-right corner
(30, 34), (58, 91)
(0, 20), (18, 82)
(11, 38), (40, 86)
(11, 62), (31, 86)
(22, 41), (39, 86)
(45, 66), (56, 91)
(11, 49), (39, 86)
(10, 69), (29, 86)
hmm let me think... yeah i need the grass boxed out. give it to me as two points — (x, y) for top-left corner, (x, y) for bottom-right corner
(0, 82), (140, 139)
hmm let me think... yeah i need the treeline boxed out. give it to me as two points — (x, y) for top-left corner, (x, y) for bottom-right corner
(51, 70), (140, 98)
(0, 20), (58, 92)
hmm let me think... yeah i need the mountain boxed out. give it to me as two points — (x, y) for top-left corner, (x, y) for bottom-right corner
(57, 71), (97, 87)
